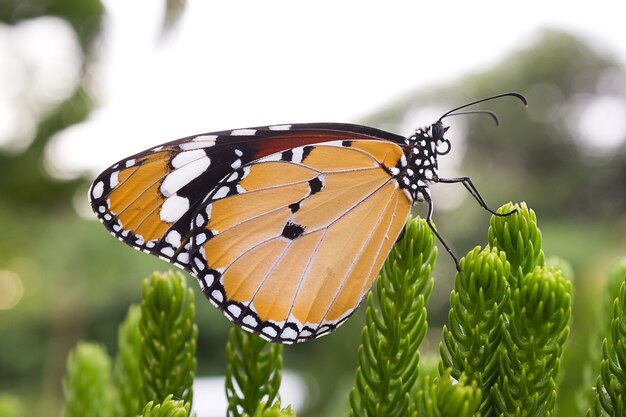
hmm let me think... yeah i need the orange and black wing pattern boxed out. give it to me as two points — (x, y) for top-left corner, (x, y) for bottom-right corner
(90, 123), (414, 343)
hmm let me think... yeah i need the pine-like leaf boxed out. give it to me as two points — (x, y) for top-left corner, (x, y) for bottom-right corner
(243, 401), (296, 417)
(350, 216), (436, 417)
(488, 202), (544, 281)
(62, 343), (114, 417)
(141, 394), (191, 417)
(493, 266), (571, 417)
(439, 246), (510, 417)
(114, 304), (143, 416)
(589, 266), (626, 417)
(225, 327), (283, 417)
(414, 370), (482, 417)
(140, 271), (197, 407)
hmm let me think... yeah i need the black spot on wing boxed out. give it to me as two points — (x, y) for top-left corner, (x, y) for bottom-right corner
(288, 202), (300, 213)
(282, 221), (305, 240)
(308, 178), (323, 195)
(281, 149), (294, 161)
(301, 146), (314, 162)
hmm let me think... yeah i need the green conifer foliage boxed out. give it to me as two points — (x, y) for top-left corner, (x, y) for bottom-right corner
(350, 217), (436, 417)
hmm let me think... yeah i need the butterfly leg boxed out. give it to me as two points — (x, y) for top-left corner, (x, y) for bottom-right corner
(436, 176), (516, 217)
(424, 194), (461, 271)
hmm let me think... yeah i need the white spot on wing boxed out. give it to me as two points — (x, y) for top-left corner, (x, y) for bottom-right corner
(243, 315), (258, 327)
(226, 171), (239, 182)
(160, 246), (175, 257)
(160, 195), (189, 222)
(110, 171), (119, 188)
(213, 186), (230, 199)
(180, 137), (217, 151)
(228, 304), (242, 318)
(204, 271), (214, 286)
(195, 233), (207, 245)
(269, 124), (291, 131)
(318, 140), (344, 147)
(161, 156), (211, 197)
(171, 149), (208, 169)
(281, 327), (298, 340)
(91, 181), (104, 199)
(231, 129), (257, 136)
(291, 147), (304, 163)
(262, 326), (278, 337)
(194, 134), (218, 142)
(125, 159), (136, 168)
(194, 257), (205, 271)
(212, 289), (224, 302)
(165, 230), (182, 248)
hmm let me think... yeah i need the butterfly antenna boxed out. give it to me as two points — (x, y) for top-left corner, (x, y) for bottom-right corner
(438, 92), (528, 122)
(441, 110), (501, 126)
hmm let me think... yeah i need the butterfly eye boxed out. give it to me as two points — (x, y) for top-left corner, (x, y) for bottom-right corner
(430, 121), (446, 140)
(436, 138), (451, 155)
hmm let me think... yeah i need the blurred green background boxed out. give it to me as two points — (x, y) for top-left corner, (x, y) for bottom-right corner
(1, 1), (625, 416)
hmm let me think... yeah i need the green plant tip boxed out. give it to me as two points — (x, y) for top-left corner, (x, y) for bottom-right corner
(488, 202), (544, 277)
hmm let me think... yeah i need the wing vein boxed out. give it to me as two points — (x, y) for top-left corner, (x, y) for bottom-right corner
(315, 184), (398, 330)
(280, 226), (332, 331)
(235, 238), (292, 323)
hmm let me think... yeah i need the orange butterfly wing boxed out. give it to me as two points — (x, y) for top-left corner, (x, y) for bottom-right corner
(90, 124), (413, 343)
(188, 141), (411, 342)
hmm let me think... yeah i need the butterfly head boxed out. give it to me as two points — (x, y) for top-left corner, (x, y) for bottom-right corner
(399, 123), (452, 202)
(430, 120), (452, 156)
(405, 122), (452, 174)
(401, 92), (528, 202)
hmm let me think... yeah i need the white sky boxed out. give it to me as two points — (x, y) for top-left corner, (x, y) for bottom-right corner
(1, 0), (626, 178)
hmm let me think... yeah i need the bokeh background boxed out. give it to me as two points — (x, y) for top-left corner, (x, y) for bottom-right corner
(1, 1), (626, 416)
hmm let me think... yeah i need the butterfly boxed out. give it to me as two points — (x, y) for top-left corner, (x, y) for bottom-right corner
(89, 92), (527, 344)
